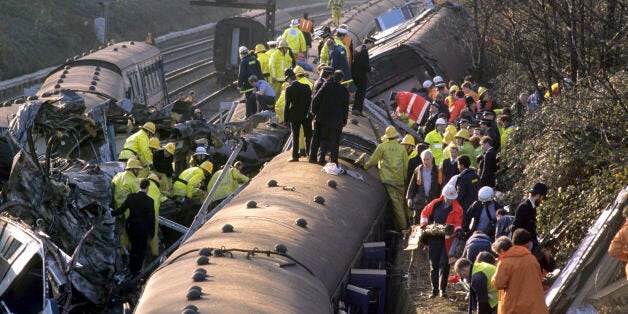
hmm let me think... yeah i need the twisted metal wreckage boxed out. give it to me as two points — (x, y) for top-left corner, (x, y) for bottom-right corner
(0, 92), (286, 311)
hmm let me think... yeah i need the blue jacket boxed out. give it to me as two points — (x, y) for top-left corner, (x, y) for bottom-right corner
(238, 54), (263, 90)
(329, 44), (352, 82)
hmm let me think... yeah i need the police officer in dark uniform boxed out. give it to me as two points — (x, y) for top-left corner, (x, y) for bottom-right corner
(237, 46), (264, 117)
(111, 179), (155, 276)
(309, 70), (349, 165)
(351, 37), (375, 115)
(284, 68), (312, 162)
(313, 66), (334, 95)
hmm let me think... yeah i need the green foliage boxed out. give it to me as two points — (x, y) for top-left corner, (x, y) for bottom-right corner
(498, 70), (627, 259)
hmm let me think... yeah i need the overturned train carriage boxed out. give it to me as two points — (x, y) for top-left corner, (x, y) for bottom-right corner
(136, 113), (388, 314)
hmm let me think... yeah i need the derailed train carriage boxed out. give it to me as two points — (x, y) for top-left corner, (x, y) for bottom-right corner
(135, 3), (475, 313)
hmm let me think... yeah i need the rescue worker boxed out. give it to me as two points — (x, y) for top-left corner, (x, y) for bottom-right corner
(364, 126), (409, 231)
(326, 38), (352, 85)
(317, 26), (333, 65)
(328, 0), (344, 26)
(454, 258), (498, 314)
(118, 122), (156, 177)
(274, 82), (291, 125)
(406, 150), (442, 221)
(284, 68), (312, 162)
(455, 155), (480, 212)
(465, 186), (502, 239)
(445, 85), (459, 109)
(189, 146), (212, 167)
(298, 13), (314, 51)
(112, 158), (141, 212)
(491, 236), (549, 313)
(282, 19), (307, 58)
(462, 82), (479, 102)
(269, 41), (294, 95)
(461, 231), (494, 264)
(420, 184), (464, 298)
(184, 91), (196, 105)
(608, 204), (628, 280)
(449, 90), (467, 124)
(402, 134), (420, 186)
(512, 182), (547, 248)
(247, 75), (276, 117)
(310, 70), (349, 165)
(455, 129), (477, 168)
(336, 26), (353, 68)
(352, 37), (375, 115)
(152, 142), (175, 197)
(206, 161), (250, 202)
(173, 161), (214, 225)
(478, 136), (497, 188)
(111, 179), (155, 276)
(424, 118), (447, 166)
(255, 44), (271, 80)
(498, 114), (514, 148)
(146, 173), (165, 257)
(238, 46), (263, 92)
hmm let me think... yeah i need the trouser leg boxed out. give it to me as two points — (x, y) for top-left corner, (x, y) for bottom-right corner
(245, 92), (256, 118)
(353, 82), (366, 112)
(439, 243), (450, 292)
(385, 184), (407, 231)
(428, 237), (445, 294)
(257, 95), (276, 111)
(128, 229), (148, 276)
(302, 119), (312, 158)
(318, 127), (330, 163)
(290, 121), (302, 159)
(329, 128), (341, 164)
(309, 124), (321, 162)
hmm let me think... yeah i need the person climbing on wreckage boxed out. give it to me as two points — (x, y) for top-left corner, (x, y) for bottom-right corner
(111, 158), (142, 249)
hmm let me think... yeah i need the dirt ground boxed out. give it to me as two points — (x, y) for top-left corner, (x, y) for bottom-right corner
(398, 232), (468, 313)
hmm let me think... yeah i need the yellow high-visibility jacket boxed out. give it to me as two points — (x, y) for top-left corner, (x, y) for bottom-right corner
(269, 50), (294, 83)
(501, 126), (515, 148)
(282, 27), (306, 54)
(364, 141), (409, 186)
(459, 141), (478, 168)
(319, 38), (347, 65)
(274, 82), (291, 123)
(257, 52), (270, 76)
(207, 168), (250, 201)
(111, 170), (139, 211)
(424, 130), (445, 166)
(147, 180), (164, 255)
(298, 77), (313, 88)
(173, 167), (207, 199)
(118, 129), (153, 166)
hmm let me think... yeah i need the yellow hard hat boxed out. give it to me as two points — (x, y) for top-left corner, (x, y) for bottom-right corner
(478, 86), (488, 97)
(293, 66), (305, 76)
(449, 85), (460, 93)
(380, 126), (399, 141)
(142, 122), (156, 134)
(401, 134), (415, 146)
(148, 173), (160, 182)
(125, 158), (142, 170)
(445, 124), (458, 136)
(255, 44), (266, 53)
(455, 129), (471, 141)
(200, 161), (213, 174)
(164, 142), (176, 155)
(148, 137), (161, 150)
(278, 40), (290, 48)
(443, 132), (455, 145)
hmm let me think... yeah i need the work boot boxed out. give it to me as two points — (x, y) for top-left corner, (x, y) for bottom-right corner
(439, 290), (447, 298)
(287, 157), (299, 162)
(428, 291), (438, 299)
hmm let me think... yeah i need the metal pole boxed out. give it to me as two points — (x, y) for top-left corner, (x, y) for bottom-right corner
(180, 141), (243, 243)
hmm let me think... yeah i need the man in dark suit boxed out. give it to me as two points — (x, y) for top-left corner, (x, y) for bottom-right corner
(512, 182), (548, 247)
(351, 37), (375, 115)
(313, 66), (334, 95)
(111, 179), (155, 276)
(284, 69), (312, 162)
(309, 70), (350, 165)
(441, 143), (460, 185)
(478, 136), (497, 187)
(455, 155), (480, 212)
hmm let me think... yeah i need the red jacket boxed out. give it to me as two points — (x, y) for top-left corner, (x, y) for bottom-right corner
(420, 196), (463, 240)
(449, 98), (466, 123)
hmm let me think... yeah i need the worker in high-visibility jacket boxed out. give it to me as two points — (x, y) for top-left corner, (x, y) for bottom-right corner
(337, 25), (353, 69)
(424, 118), (447, 166)
(147, 173), (167, 257)
(111, 158), (142, 248)
(269, 41), (294, 96)
(455, 129), (477, 168)
(282, 19), (307, 57)
(328, 0), (345, 26)
(153, 142), (175, 197)
(173, 161), (214, 225)
(118, 122), (156, 177)
(255, 44), (271, 81)
(206, 161), (250, 202)
(274, 82), (291, 124)
(363, 126), (409, 231)
(298, 13), (314, 51)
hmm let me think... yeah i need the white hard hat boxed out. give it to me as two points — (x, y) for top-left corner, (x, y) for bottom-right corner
(276, 36), (284, 43)
(433, 75), (445, 86)
(267, 40), (277, 46)
(422, 80), (433, 89)
(238, 46), (248, 54)
(435, 118), (447, 125)
(336, 28), (348, 35)
(478, 186), (495, 202)
(442, 184), (458, 200)
(291, 19), (299, 27)
(194, 146), (208, 156)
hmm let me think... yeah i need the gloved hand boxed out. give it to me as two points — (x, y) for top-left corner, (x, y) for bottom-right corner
(407, 199), (413, 208)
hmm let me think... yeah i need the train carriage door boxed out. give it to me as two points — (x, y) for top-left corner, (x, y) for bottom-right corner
(214, 17), (266, 86)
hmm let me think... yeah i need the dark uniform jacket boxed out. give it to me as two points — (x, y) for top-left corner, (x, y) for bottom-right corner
(311, 80), (349, 129)
(512, 199), (539, 246)
(284, 80), (312, 122)
(351, 44), (370, 83)
(441, 157), (460, 186)
(479, 147), (497, 187)
(111, 191), (155, 238)
(456, 168), (480, 211)
(238, 53), (263, 90)
(486, 125), (501, 151)
(153, 149), (174, 177)
(465, 200), (502, 236)
(312, 77), (327, 95)
(329, 45), (352, 81)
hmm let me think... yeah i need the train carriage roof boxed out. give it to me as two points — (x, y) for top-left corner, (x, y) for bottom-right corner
(38, 66), (124, 101)
(74, 41), (160, 73)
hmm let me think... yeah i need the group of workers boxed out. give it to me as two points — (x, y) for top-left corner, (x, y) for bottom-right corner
(111, 121), (249, 275)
